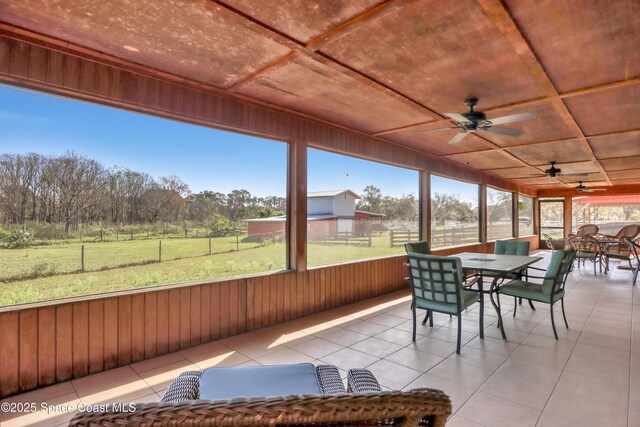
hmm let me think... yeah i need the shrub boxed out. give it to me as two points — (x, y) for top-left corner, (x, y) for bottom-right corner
(3, 229), (33, 248)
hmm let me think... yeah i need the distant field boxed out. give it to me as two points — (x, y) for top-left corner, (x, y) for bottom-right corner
(0, 236), (405, 306)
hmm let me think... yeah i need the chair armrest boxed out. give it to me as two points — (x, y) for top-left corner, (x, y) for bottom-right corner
(347, 369), (382, 393)
(463, 275), (482, 288)
(160, 370), (203, 402)
(316, 364), (346, 394)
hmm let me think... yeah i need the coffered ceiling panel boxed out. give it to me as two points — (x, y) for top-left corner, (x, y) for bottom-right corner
(599, 156), (640, 172)
(385, 124), (491, 156)
(219, 0), (384, 44)
(557, 173), (605, 184)
(0, 0), (292, 88)
(319, 0), (546, 113)
(235, 55), (435, 133)
(588, 133), (640, 159)
(505, 0), (640, 92)
(564, 84), (640, 136)
(481, 101), (577, 147)
(608, 170), (640, 180)
(444, 150), (523, 170)
(506, 140), (591, 165)
(484, 166), (544, 180)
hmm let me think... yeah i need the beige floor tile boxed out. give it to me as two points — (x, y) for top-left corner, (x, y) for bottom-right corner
(465, 336), (520, 356)
(315, 327), (369, 347)
(457, 391), (541, 427)
(447, 346), (507, 371)
(510, 345), (571, 369)
(412, 336), (458, 358)
(364, 313), (407, 327)
(190, 348), (250, 369)
(544, 372), (628, 427)
(72, 366), (153, 405)
(138, 360), (200, 393)
(571, 342), (630, 365)
(343, 320), (390, 336)
(578, 330), (631, 351)
(424, 324), (478, 344)
(536, 412), (588, 427)
(427, 358), (494, 389)
(375, 327), (419, 346)
(319, 348), (379, 371)
(288, 337), (344, 359)
(385, 347), (444, 372)
(495, 359), (563, 388)
(564, 354), (630, 385)
(350, 337), (404, 358)
(520, 334), (576, 355)
(0, 381), (76, 405)
(254, 348), (315, 365)
(178, 340), (230, 359)
(366, 359), (422, 390)
(446, 415), (485, 426)
(480, 374), (554, 411)
(405, 373), (476, 414)
(131, 352), (187, 374)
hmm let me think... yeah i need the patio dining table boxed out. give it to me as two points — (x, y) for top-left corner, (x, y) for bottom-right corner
(455, 252), (543, 340)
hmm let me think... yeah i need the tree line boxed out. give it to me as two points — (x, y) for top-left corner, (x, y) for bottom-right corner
(0, 152), (285, 234)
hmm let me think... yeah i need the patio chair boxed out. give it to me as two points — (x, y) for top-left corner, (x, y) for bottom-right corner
(70, 363), (452, 427)
(497, 249), (576, 339)
(567, 235), (603, 275)
(622, 237), (640, 286)
(406, 253), (479, 354)
(602, 224), (640, 271)
(485, 240), (533, 308)
(543, 233), (566, 252)
(404, 240), (431, 254)
(567, 224), (599, 239)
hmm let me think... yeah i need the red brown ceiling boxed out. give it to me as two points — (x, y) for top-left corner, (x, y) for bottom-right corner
(1, 0), (639, 191)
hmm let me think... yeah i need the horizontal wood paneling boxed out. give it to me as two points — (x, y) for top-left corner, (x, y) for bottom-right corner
(0, 256), (406, 398)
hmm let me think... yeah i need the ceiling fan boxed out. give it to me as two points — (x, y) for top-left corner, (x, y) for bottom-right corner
(575, 182), (606, 193)
(543, 161), (590, 178)
(422, 98), (535, 144)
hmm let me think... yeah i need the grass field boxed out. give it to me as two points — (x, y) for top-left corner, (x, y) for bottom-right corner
(0, 236), (405, 306)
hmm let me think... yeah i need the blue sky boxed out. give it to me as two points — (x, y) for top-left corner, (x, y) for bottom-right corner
(0, 84), (474, 200)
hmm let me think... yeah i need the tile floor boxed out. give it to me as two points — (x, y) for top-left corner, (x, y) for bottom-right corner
(1, 251), (638, 427)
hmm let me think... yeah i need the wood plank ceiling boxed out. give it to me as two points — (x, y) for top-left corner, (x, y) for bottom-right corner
(1, 0), (639, 190)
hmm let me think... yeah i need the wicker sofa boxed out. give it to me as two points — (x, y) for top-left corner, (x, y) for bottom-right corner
(69, 364), (452, 427)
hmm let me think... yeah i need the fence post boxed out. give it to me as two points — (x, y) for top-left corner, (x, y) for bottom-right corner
(116, 230), (119, 241)
(368, 230), (372, 247)
(209, 237), (212, 255)
(389, 230), (393, 248)
(100, 230), (103, 242)
(81, 244), (85, 272)
(236, 234), (239, 251)
(130, 229), (134, 240)
(184, 228), (187, 238)
(159, 240), (162, 262)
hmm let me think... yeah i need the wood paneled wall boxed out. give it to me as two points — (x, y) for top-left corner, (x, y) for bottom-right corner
(0, 256), (406, 397)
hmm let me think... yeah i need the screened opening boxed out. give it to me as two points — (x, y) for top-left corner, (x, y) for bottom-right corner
(487, 187), (513, 241)
(430, 175), (479, 248)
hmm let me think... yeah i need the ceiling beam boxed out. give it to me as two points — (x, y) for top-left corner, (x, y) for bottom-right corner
(475, 0), (612, 186)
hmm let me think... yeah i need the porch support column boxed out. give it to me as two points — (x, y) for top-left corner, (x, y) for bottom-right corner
(288, 139), (307, 271)
(563, 196), (572, 238)
(420, 171), (430, 243)
(479, 184), (487, 243)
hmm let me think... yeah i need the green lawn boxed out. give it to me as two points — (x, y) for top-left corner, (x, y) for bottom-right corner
(0, 237), (405, 306)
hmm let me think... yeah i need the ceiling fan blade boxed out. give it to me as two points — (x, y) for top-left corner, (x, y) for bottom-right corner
(559, 172), (590, 176)
(444, 113), (472, 124)
(481, 126), (523, 137)
(488, 112), (535, 125)
(448, 132), (469, 145)
(585, 188), (606, 192)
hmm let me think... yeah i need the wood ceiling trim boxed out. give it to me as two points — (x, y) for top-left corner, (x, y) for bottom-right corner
(305, 0), (400, 50)
(476, 0), (611, 186)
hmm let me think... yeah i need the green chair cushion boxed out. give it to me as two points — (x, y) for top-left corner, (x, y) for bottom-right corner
(494, 240), (530, 256)
(604, 252), (630, 260)
(576, 251), (597, 260)
(415, 289), (477, 314)
(499, 280), (564, 303)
